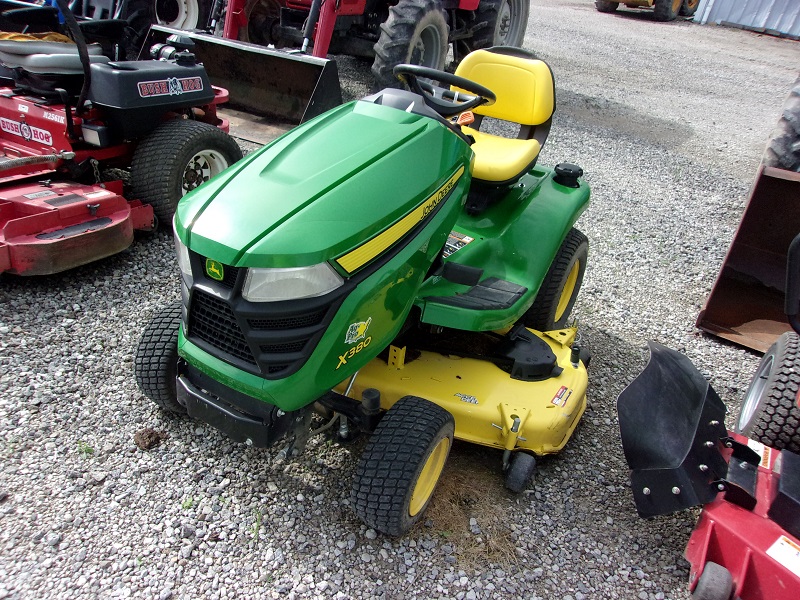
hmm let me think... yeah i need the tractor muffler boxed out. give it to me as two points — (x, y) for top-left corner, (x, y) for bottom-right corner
(143, 26), (342, 125)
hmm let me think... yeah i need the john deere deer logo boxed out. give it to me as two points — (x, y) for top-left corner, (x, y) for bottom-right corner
(205, 259), (224, 281)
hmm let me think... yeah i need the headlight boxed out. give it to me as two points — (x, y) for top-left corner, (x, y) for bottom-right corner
(173, 220), (191, 281)
(243, 263), (343, 302)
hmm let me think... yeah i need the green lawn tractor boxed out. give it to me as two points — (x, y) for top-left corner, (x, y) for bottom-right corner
(135, 46), (592, 535)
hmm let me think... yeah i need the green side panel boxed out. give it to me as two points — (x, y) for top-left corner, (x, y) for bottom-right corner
(175, 100), (470, 268)
(177, 174), (470, 411)
(416, 167), (591, 331)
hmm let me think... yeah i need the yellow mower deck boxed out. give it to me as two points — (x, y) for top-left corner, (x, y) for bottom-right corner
(337, 328), (587, 455)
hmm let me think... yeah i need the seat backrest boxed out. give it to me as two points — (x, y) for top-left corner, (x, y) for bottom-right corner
(454, 48), (555, 127)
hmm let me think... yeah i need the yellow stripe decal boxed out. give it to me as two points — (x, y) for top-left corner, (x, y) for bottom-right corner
(336, 165), (465, 274)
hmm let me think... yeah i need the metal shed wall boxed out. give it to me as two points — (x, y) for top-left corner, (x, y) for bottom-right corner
(695, 0), (800, 39)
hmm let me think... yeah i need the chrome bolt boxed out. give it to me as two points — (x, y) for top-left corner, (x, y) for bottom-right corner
(704, 441), (714, 448)
(642, 487), (651, 496)
(699, 464), (708, 472)
(672, 487), (681, 495)
(717, 483), (725, 491)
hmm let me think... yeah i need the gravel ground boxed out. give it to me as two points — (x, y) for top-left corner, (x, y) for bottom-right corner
(1, 2), (799, 599)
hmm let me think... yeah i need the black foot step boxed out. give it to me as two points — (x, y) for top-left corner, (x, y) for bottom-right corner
(428, 277), (527, 311)
(36, 217), (111, 240)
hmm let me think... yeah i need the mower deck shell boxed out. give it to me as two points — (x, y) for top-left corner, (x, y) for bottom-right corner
(336, 328), (588, 454)
(685, 434), (800, 600)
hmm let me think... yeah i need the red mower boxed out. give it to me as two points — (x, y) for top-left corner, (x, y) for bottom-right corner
(617, 234), (800, 600)
(0, 0), (241, 276)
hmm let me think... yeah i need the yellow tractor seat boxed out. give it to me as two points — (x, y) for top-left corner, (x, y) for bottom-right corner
(453, 48), (555, 185)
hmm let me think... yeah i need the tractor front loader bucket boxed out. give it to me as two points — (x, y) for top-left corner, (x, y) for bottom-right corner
(697, 166), (800, 352)
(144, 26), (342, 125)
(617, 342), (760, 518)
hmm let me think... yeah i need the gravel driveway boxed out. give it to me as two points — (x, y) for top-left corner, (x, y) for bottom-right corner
(1, 2), (798, 598)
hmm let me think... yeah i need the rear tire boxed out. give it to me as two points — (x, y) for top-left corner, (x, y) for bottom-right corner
(764, 78), (800, 172)
(154, 0), (211, 30)
(735, 331), (800, 452)
(679, 0), (699, 17)
(351, 396), (454, 536)
(372, 0), (449, 90)
(653, 0), (682, 21)
(464, 0), (529, 51)
(132, 120), (242, 226)
(134, 302), (186, 414)
(692, 562), (733, 600)
(594, 1), (619, 13)
(524, 228), (588, 331)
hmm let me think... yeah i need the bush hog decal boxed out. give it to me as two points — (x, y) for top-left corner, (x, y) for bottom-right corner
(0, 118), (53, 145)
(138, 76), (204, 98)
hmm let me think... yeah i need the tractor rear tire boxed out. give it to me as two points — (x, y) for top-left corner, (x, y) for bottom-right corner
(679, 0), (700, 17)
(132, 119), (242, 226)
(351, 396), (454, 536)
(464, 0), (529, 51)
(523, 228), (588, 331)
(736, 331), (800, 452)
(595, 1), (619, 13)
(692, 562), (733, 600)
(504, 452), (536, 493)
(653, 0), (681, 21)
(134, 302), (186, 414)
(372, 0), (449, 90)
(764, 78), (800, 172)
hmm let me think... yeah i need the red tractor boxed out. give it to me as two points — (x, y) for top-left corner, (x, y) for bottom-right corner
(0, 0), (242, 276)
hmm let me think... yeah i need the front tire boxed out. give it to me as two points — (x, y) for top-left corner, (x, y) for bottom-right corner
(504, 452), (536, 493)
(653, 0), (682, 21)
(692, 562), (733, 600)
(351, 396), (454, 536)
(372, 0), (449, 90)
(465, 0), (529, 51)
(764, 78), (800, 172)
(524, 228), (588, 331)
(735, 331), (800, 452)
(134, 302), (186, 414)
(594, 1), (619, 13)
(679, 0), (699, 17)
(131, 120), (242, 226)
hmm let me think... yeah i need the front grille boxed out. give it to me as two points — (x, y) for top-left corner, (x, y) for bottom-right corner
(189, 291), (256, 365)
(248, 308), (328, 330)
(260, 341), (306, 354)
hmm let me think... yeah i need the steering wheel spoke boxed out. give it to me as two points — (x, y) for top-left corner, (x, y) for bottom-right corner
(392, 64), (496, 118)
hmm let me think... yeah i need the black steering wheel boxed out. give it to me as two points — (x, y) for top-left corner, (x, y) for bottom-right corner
(393, 64), (496, 118)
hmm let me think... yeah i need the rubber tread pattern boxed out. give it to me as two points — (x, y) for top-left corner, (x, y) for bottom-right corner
(691, 562), (733, 600)
(764, 78), (800, 172)
(653, 0), (681, 21)
(465, 0), (529, 51)
(594, 1), (619, 13)
(131, 119), (242, 225)
(739, 331), (800, 452)
(371, 0), (449, 90)
(134, 301), (186, 413)
(524, 227), (588, 331)
(351, 396), (454, 536)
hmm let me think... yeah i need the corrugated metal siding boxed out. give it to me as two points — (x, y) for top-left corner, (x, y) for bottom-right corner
(695, 0), (800, 39)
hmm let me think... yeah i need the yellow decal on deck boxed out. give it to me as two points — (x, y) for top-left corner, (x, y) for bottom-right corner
(335, 165), (465, 274)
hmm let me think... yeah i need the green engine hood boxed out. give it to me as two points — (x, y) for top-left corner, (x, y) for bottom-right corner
(176, 100), (472, 269)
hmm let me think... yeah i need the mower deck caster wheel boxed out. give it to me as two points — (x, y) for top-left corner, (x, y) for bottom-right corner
(504, 452), (536, 493)
(134, 301), (186, 414)
(692, 562), (733, 600)
(351, 396), (454, 536)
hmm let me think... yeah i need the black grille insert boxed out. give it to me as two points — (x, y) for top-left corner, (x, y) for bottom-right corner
(189, 291), (256, 365)
(248, 308), (328, 330)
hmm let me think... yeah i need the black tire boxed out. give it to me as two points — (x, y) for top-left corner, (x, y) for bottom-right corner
(764, 78), (800, 172)
(735, 331), (800, 452)
(653, 0), (682, 21)
(131, 119), (242, 226)
(351, 396), (454, 536)
(594, 1), (619, 13)
(692, 562), (733, 600)
(524, 228), (588, 331)
(464, 0), (529, 51)
(134, 302), (186, 414)
(153, 0), (212, 30)
(239, 0), (282, 45)
(372, 0), (449, 90)
(679, 0), (700, 17)
(504, 452), (536, 493)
